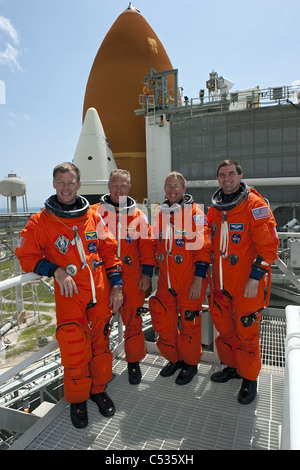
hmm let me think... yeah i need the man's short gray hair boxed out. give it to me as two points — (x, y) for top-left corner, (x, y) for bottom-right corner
(109, 169), (131, 184)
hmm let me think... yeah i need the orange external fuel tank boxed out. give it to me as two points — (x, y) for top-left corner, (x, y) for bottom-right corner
(83, 4), (175, 202)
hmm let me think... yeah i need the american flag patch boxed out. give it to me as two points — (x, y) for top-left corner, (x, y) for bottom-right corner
(194, 214), (206, 225)
(252, 206), (271, 220)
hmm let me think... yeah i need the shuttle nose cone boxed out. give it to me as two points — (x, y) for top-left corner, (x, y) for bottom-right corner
(73, 107), (116, 203)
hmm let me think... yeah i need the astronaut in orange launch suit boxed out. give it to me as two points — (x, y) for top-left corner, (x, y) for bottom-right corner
(149, 172), (212, 385)
(15, 163), (123, 429)
(91, 169), (156, 385)
(207, 160), (279, 404)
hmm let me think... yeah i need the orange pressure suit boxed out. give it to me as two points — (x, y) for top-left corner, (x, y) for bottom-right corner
(15, 195), (122, 403)
(92, 195), (156, 363)
(207, 182), (279, 380)
(149, 195), (212, 365)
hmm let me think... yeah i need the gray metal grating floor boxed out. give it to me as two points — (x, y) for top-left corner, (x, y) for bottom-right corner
(260, 316), (286, 369)
(13, 353), (284, 451)
(9, 314), (286, 451)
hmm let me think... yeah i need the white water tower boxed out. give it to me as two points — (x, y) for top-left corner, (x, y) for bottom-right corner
(0, 171), (28, 213)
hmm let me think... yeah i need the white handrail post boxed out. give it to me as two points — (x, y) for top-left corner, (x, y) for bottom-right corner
(281, 305), (300, 450)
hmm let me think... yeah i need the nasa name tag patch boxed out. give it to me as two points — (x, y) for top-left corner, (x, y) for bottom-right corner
(85, 231), (98, 241)
(125, 226), (136, 233)
(252, 206), (270, 220)
(229, 223), (244, 231)
(55, 235), (71, 254)
(174, 228), (187, 237)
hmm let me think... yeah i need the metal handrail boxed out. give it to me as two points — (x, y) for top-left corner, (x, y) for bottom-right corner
(0, 272), (41, 290)
(0, 271), (216, 384)
(0, 273), (126, 388)
(0, 273), (59, 386)
(0, 340), (59, 387)
(137, 84), (300, 116)
(1, 272), (290, 450)
(281, 305), (300, 450)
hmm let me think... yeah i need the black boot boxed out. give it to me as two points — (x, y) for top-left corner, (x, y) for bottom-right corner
(210, 366), (241, 383)
(175, 364), (197, 385)
(70, 401), (88, 428)
(238, 379), (257, 405)
(160, 360), (183, 377)
(90, 391), (116, 417)
(128, 362), (142, 385)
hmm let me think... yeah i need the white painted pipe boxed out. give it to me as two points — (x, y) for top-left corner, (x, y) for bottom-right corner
(186, 177), (300, 188)
(0, 273), (41, 292)
(283, 305), (300, 450)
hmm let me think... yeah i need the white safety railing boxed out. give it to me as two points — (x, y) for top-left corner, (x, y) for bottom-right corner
(0, 273), (59, 386)
(0, 273), (127, 388)
(1, 271), (294, 449)
(0, 271), (217, 384)
(0, 272), (41, 290)
(281, 305), (300, 450)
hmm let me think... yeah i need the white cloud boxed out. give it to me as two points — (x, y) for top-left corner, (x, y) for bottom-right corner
(0, 16), (21, 71)
(0, 16), (19, 45)
(0, 42), (21, 71)
(6, 112), (31, 125)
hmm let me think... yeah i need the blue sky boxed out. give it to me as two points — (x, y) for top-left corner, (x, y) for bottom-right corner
(0, 0), (299, 208)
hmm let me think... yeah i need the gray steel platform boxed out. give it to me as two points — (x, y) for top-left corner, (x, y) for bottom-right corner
(9, 351), (284, 451)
